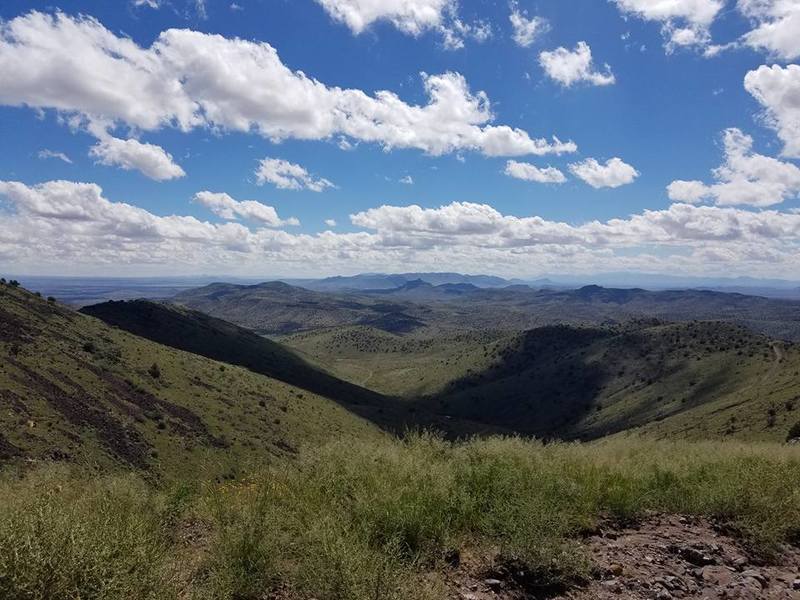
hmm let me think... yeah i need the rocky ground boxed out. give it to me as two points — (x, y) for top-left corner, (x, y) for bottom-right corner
(446, 515), (800, 599)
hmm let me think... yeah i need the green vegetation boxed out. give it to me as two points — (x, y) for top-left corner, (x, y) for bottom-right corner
(0, 284), (382, 478)
(1, 434), (799, 599)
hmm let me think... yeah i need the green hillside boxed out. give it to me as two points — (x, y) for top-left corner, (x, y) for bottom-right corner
(424, 321), (800, 442)
(283, 320), (800, 442)
(79, 299), (502, 438)
(282, 325), (507, 397)
(0, 284), (382, 479)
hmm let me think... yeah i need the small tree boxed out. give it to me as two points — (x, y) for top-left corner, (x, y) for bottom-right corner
(787, 421), (800, 442)
(148, 363), (161, 379)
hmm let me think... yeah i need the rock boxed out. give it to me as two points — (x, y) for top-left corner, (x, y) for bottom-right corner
(701, 566), (733, 587)
(483, 578), (502, 591)
(655, 590), (673, 600)
(740, 570), (767, 588)
(677, 546), (716, 566)
(609, 563), (624, 576)
(793, 578), (800, 591)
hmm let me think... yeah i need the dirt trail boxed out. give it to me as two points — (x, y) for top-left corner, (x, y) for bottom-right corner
(445, 515), (800, 600)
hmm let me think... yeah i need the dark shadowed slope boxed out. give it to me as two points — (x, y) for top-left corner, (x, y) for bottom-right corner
(80, 299), (388, 407)
(80, 298), (503, 438)
(0, 284), (383, 478)
(422, 321), (800, 442)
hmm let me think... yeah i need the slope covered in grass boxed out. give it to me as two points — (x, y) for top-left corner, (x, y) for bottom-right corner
(0, 284), (382, 478)
(1, 434), (798, 600)
(425, 321), (800, 442)
(80, 299), (387, 407)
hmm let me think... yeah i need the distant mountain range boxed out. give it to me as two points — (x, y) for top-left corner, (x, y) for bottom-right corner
(288, 272), (516, 291)
(172, 280), (800, 341)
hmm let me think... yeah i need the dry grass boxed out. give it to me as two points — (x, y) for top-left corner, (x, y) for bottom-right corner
(1, 435), (799, 599)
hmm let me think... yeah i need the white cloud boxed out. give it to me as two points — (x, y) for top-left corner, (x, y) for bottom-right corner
(2, 179), (800, 278)
(569, 157), (639, 188)
(193, 191), (298, 226)
(0, 11), (573, 159)
(612, 0), (724, 52)
(255, 158), (335, 192)
(438, 14), (492, 50)
(539, 42), (615, 87)
(738, 0), (800, 60)
(89, 136), (185, 181)
(399, 175), (415, 184)
(37, 149), (72, 164)
(509, 1), (548, 47)
(504, 160), (566, 184)
(325, 219), (337, 227)
(744, 64), (800, 158)
(667, 128), (800, 206)
(315, 0), (451, 35)
(313, 0), (490, 49)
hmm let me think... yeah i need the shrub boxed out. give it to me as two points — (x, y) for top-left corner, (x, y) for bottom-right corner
(148, 363), (161, 379)
(0, 469), (174, 600)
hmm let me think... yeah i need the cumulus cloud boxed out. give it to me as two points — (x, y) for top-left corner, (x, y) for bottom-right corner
(569, 157), (639, 188)
(0, 11), (572, 159)
(539, 42), (615, 87)
(744, 64), (800, 158)
(325, 219), (337, 227)
(89, 136), (185, 181)
(399, 175), (415, 184)
(504, 160), (566, 184)
(314, 0), (490, 49)
(37, 149), (72, 164)
(667, 128), (800, 206)
(509, 1), (548, 47)
(255, 158), (335, 192)
(2, 179), (800, 277)
(738, 0), (800, 60)
(315, 0), (451, 35)
(193, 191), (298, 226)
(612, 0), (724, 52)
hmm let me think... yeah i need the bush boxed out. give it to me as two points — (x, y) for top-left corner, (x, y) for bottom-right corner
(0, 469), (173, 600)
(147, 363), (161, 379)
(788, 421), (800, 442)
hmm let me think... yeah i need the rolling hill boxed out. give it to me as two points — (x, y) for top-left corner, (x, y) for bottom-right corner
(0, 283), (384, 478)
(174, 280), (800, 341)
(422, 320), (800, 442)
(274, 319), (800, 443)
(171, 281), (429, 335)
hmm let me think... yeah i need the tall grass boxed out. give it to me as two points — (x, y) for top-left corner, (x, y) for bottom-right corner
(1, 435), (798, 599)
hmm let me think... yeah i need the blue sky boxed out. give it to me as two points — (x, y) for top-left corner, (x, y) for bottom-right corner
(0, 0), (799, 278)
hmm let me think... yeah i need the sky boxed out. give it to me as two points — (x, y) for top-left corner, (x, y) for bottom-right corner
(0, 0), (799, 279)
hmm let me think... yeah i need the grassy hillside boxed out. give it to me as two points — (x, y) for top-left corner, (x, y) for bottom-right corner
(284, 320), (800, 442)
(0, 283), (382, 479)
(79, 299), (503, 438)
(283, 325), (508, 397)
(2, 435), (799, 600)
(425, 321), (800, 442)
(80, 300), (388, 407)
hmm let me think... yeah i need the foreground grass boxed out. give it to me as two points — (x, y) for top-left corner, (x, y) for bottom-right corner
(1, 435), (799, 599)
